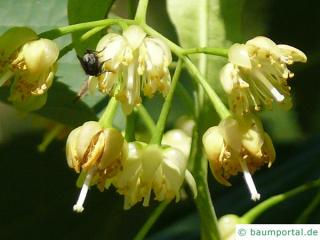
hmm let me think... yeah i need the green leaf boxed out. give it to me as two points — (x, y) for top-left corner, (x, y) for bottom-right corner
(67, 0), (115, 55)
(167, 0), (268, 87)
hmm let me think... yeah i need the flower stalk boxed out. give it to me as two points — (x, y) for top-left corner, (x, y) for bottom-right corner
(150, 59), (183, 145)
(134, 0), (149, 24)
(242, 178), (320, 223)
(99, 97), (118, 128)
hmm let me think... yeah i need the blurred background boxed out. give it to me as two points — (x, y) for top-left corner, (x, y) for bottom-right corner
(0, 0), (319, 239)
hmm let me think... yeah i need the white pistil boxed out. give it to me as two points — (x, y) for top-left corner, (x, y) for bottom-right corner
(270, 87), (285, 102)
(73, 168), (95, 213)
(239, 159), (261, 201)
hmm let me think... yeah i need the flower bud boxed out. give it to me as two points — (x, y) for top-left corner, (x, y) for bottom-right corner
(218, 214), (243, 240)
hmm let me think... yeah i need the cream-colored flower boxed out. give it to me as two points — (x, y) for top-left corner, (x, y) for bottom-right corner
(89, 25), (172, 115)
(202, 114), (275, 200)
(112, 143), (196, 209)
(66, 121), (126, 212)
(220, 36), (307, 115)
(0, 28), (59, 111)
(161, 129), (192, 157)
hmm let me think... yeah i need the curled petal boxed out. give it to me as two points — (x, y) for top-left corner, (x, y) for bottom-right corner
(277, 44), (307, 63)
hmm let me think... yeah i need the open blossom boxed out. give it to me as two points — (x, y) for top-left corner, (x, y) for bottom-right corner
(202, 114), (275, 201)
(111, 143), (196, 209)
(220, 36), (307, 115)
(66, 121), (126, 212)
(88, 25), (172, 114)
(0, 27), (59, 111)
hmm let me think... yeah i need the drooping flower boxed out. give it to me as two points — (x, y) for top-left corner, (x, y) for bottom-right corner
(220, 36), (307, 115)
(202, 114), (275, 200)
(0, 27), (59, 111)
(66, 121), (126, 212)
(111, 142), (196, 209)
(88, 25), (172, 114)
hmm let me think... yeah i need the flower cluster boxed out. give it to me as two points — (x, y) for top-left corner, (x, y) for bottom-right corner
(203, 36), (306, 200)
(66, 122), (196, 212)
(88, 25), (172, 114)
(112, 142), (196, 209)
(0, 27), (59, 111)
(220, 36), (307, 115)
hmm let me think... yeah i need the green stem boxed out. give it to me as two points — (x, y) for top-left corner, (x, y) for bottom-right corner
(134, 0), (149, 24)
(149, 59), (183, 145)
(182, 47), (228, 57)
(191, 89), (220, 240)
(125, 112), (136, 142)
(295, 190), (320, 223)
(142, 24), (230, 120)
(58, 26), (106, 60)
(136, 105), (156, 135)
(99, 97), (118, 128)
(184, 58), (230, 119)
(194, 155), (221, 240)
(37, 124), (64, 152)
(242, 178), (320, 223)
(133, 201), (170, 240)
(39, 19), (136, 39)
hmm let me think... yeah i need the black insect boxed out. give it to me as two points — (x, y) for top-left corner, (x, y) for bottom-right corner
(77, 49), (104, 76)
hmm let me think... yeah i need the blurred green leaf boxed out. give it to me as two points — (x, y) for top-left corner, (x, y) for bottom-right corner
(67, 0), (115, 55)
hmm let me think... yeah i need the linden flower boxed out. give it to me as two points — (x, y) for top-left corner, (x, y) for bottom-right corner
(111, 143), (196, 209)
(66, 121), (126, 212)
(202, 114), (275, 201)
(0, 27), (59, 111)
(161, 129), (192, 157)
(9, 38), (59, 110)
(220, 36), (307, 115)
(88, 25), (172, 114)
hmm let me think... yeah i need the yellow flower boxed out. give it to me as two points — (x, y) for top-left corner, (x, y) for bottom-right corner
(66, 121), (126, 212)
(0, 27), (59, 111)
(112, 142), (196, 209)
(202, 114), (275, 200)
(88, 25), (172, 114)
(220, 36), (307, 115)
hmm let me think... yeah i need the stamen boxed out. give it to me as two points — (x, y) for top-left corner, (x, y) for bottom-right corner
(239, 159), (261, 201)
(73, 168), (95, 213)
